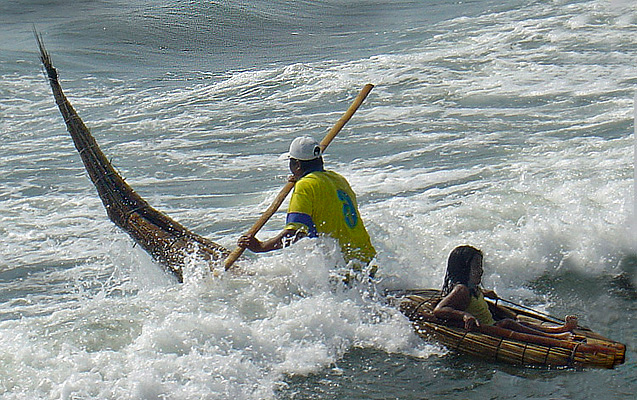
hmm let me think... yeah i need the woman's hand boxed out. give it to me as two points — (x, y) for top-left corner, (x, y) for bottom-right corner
(482, 289), (499, 300)
(463, 313), (480, 331)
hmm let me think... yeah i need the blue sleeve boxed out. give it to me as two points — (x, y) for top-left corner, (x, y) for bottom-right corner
(285, 212), (318, 237)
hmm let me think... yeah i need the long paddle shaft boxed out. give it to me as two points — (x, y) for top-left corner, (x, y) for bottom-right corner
(224, 83), (374, 270)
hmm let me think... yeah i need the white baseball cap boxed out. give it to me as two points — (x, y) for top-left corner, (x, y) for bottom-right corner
(288, 136), (323, 161)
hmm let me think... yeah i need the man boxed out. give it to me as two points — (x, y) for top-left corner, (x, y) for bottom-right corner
(237, 136), (376, 269)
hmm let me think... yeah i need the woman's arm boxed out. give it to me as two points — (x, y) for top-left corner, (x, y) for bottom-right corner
(481, 288), (498, 299)
(433, 285), (479, 330)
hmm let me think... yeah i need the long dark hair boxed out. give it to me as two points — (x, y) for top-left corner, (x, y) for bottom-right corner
(441, 245), (483, 296)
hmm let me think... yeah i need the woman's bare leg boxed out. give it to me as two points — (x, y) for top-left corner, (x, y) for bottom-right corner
(517, 315), (578, 333)
(496, 318), (574, 340)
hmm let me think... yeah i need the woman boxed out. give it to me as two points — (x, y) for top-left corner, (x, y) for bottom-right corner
(433, 245), (577, 339)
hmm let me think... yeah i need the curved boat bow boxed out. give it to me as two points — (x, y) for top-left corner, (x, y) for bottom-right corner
(36, 33), (229, 282)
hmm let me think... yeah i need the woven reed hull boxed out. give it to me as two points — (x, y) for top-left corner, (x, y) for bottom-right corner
(36, 34), (229, 282)
(395, 289), (626, 369)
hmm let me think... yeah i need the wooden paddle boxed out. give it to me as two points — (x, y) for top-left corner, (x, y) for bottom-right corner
(224, 83), (374, 270)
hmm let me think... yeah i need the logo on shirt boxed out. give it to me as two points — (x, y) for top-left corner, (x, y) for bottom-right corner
(337, 189), (358, 228)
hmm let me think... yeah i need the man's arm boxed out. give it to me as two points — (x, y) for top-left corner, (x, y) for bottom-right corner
(237, 228), (303, 253)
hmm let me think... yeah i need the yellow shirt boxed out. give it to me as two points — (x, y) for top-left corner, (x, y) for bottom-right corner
(466, 291), (495, 326)
(285, 170), (376, 264)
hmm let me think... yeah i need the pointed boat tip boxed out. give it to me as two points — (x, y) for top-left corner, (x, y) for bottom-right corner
(33, 27), (58, 81)
(33, 26), (46, 60)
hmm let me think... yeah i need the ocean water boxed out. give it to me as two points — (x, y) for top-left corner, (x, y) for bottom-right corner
(0, 0), (635, 399)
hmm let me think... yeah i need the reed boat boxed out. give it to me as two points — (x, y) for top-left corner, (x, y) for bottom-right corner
(391, 289), (626, 369)
(36, 33), (229, 282)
